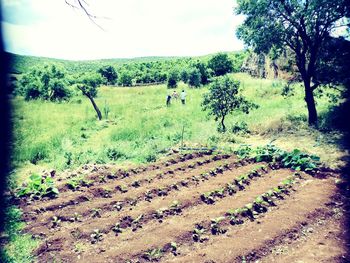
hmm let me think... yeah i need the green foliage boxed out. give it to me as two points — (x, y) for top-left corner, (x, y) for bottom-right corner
(16, 173), (59, 199)
(19, 64), (70, 101)
(188, 68), (201, 88)
(119, 71), (133, 86)
(98, 65), (118, 85)
(144, 248), (163, 261)
(76, 73), (102, 98)
(167, 70), (179, 88)
(281, 149), (320, 171)
(202, 75), (258, 132)
(208, 53), (233, 76)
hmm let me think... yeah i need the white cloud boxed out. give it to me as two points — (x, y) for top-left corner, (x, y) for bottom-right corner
(2, 0), (245, 60)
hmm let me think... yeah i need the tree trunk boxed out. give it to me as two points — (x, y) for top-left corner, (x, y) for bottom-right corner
(304, 80), (318, 126)
(88, 96), (102, 120)
(221, 116), (226, 132)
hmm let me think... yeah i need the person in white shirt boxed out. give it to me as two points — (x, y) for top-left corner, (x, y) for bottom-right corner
(180, 90), (186, 105)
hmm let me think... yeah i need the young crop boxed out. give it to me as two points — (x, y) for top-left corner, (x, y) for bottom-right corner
(90, 229), (103, 244)
(99, 175), (107, 183)
(144, 190), (153, 202)
(226, 183), (237, 195)
(69, 212), (82, 222)
(154, 208), (167, 222)
(66, 175), (93, 191)
(180, 180), (189, 187)
(131, 214), (144, 231)
(113, 201), (123, 211)
(51, 216), (61, 228)
(143, 248), (163, 261)
(214, 188), (225, 198)
(157, 187), (168, 196)
(17, 174), (59, 199)
(91, 208), (102, 218)
(117, 185), (128, 193)
(170, 242), (178, 256)
(111, 223), (122, 235)
(169, 200), (181, 214)
(131, 180), (141, 188)
(192, 224), (208, 242)
(210, 216), (226, 235)
(200, 173), (209, 181)
(226, 209), (244, 225)
(102, 188), (113, 198)
(200, 192), (215, 204)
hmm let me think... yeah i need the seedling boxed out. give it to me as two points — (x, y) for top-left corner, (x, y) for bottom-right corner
(210, 216), (226, 235)
(157, 187), (168, 196)
(117, 185), (128, 193)
(214, 188), (225, 198)
(144, 190), (153, 202)
(227, 209), (244, 225)
(91, 208), (102, 218)
(17, 173), (59, 199)
(200, 192), (215, 204)
(200, 173), (209, 180)
(209, 169), (217, 177)
(131, 214), (144, 231)
(169, 200), (181, 214)
(215, 166), (224, 174)
(192, 224), (208, 242)
(102, 188), (112, 198)
(191, 176), (200, 183)
(154, 208), (167, 222)
(143, 248), (163, 261)
(131, 180), (141, 188)
(90, 229), (103, 244)
(111, 223), (122, 235)
(180, 180), (189, 187)
(51, 216), (61, 228)
(99, 175), (107, 183)
(113, 201), (123, 211)
(226, 183), (237, 195)
(69, 212), (82, 222)
(170, 241), (178, 255)
(170, 183), (179, 190)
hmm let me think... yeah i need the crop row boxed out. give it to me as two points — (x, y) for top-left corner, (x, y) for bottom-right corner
(130, 172), (305, 262)
(60, 164), (271, 243)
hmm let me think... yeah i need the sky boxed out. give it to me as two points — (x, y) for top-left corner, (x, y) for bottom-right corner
(1, 0), (245, 60)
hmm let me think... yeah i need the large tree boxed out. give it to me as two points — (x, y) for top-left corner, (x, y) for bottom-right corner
(236, 0), (350, 125)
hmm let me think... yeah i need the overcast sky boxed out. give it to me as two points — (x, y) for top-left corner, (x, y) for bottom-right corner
(1, 0), (245, 60)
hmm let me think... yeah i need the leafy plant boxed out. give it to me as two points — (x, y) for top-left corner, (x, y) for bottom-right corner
(91, 208), (102, 218)
(90, 229), (103, 244)
(111, 223), (122, 235)
(131, 214), (144, 231)
(210, 216), (226, 235)
(69, 212), (82, 222)
(143, 248), (163, 261)
(170, 242), (178, 256)
(192, 224), (208, 242)
(17, 173), (59, 199)
(113, 202), (123, 211)
(169, 200), (181, 214)
(51, 216), (61, 228)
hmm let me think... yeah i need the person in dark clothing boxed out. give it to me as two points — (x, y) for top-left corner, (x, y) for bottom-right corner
(166, 94), (171, 106)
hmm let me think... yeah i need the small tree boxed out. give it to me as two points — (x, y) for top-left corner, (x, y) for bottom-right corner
(193, 61), (210, 84)
(188, 68), (201, 88)
(167, 70), (179, 88)
(98, 65), (118, 85)
(119, 71), (133, 87)
(202, 76), (257, 132)
(77, 74), (103, 120)
(180, 69), (189, 83)
(208, 53), (233, 77)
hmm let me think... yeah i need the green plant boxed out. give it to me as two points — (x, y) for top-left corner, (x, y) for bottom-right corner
(113, 202), (123, 211)
(90, 229), (103, 244)
(192, 224), (207, 242)
(131, 214), (144, 231)
(91, 208), (101, 218)
(143, 248), (163, 261)
(69, 212), (82, 222)
(51, 216), (61, 228)
(169, 200), (181, 214)
(111, 223), (122, 235)
(170, 242), (178, 255)
(16, 174), (59, 199)
(234, 144), (253, 159)
(210, 216), (226, 235)
(281, 149), (320, 171)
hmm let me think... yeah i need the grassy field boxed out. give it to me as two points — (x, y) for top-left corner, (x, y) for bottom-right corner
(10, 73), (345, 186)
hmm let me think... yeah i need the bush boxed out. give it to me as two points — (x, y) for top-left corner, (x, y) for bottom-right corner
(208, 53), (233, 76)
(188, 68), (201, 88)
(167, 70), (179, 88)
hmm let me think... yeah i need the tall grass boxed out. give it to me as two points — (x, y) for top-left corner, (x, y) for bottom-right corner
(10, 73), (337, 184)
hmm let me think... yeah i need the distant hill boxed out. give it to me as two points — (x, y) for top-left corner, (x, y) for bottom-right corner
(6, 51), (243, 74)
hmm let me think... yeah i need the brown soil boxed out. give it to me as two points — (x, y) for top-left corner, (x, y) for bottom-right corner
(17, 152), (348, 263)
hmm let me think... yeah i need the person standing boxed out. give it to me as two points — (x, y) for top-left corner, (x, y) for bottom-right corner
(166, 93), (171, 107)
(180, 90), (186, 105)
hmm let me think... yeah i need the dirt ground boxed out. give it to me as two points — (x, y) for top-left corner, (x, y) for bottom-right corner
(16, 152), (350, 263)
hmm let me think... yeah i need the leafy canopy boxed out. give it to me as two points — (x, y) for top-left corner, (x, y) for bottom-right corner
(202, 76), (258, 132)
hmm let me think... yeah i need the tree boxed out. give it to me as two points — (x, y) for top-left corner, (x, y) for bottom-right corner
(202, 76), (257, 132)
(188, 68), (201, 88)
(20, 64), (71, 101)
(180, 69), (189, 83)
(236, 0), (350, 125)
(77, 74), (103, 120)
(167, 70), (179, 88)
(119, 71), (133, 86)
(193, 61), (210, 84)
(98, 65), (118, 85)
(208, 53), (233, 77)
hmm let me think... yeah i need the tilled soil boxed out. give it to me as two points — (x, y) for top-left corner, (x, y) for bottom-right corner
(17, 152), (349, 263)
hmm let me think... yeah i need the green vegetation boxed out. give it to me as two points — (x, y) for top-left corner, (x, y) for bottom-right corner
(236, 0), (349, 125)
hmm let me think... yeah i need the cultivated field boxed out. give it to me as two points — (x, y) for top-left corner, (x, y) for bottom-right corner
(17, 151), (347, 262)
